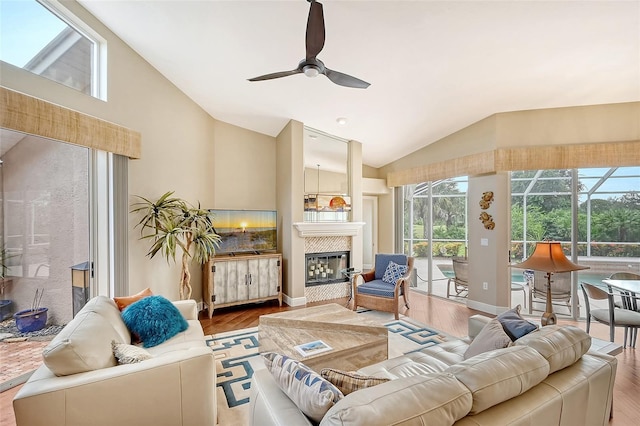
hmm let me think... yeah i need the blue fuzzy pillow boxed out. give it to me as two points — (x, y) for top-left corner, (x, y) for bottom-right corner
(121, 295), (188, 348)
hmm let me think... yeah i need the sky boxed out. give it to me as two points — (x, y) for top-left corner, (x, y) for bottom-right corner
(0, 0), (66, 67)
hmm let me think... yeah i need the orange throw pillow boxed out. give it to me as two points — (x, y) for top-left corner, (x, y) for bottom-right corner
(114, 288), (153, 311)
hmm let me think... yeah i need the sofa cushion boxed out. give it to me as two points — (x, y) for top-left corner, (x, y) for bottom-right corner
(113, 287), (153, 311)
(83, 296), (131, 343)
(356, 279), (396, 298)
(320, 373), (472, 426)
(262, 352), (343, 423)
(320, 368), (389, 395)
(121, 295), (188, 348)
(463, 318), (512, 360)
(514, 325), (591, 374)
(357, 354), (450, 379)
(496, 305), (538, 341)
(381, 261), (408, 284)
(446, 345), (550, 415)
(43, 310), (125, 376)
(374, 254), (407, 280)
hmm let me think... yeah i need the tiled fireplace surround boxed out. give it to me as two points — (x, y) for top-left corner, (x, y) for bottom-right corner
(304, 236), (352, 303)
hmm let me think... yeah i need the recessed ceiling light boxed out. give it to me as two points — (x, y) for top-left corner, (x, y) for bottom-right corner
(336, 117), (348, 126)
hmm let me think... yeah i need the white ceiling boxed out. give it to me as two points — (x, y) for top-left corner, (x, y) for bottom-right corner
(77, 0), (640, 168)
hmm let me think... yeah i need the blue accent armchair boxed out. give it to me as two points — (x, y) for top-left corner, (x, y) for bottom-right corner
(352, 253), (414, 319)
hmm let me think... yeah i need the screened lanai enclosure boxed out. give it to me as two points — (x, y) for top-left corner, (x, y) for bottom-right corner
(403, 166), (640, 319)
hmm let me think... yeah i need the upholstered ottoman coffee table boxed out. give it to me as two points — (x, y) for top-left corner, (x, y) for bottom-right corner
(258, 303), (388, 372)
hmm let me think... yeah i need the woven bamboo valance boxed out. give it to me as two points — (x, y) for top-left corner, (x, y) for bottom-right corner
(387, 140), (640, 187)
(0, 87), (141, 159)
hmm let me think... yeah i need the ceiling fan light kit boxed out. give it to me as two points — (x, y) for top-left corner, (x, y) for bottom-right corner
(248, 0), (370, 89)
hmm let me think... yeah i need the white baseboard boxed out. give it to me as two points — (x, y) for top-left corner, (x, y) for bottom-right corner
(467, 299), (509, 315)
(283, 294), (307, 307)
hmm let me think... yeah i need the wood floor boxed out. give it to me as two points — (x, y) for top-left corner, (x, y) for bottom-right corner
(1, 291), (638, 425)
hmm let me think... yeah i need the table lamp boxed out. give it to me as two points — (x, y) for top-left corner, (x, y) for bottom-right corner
(512, 241), (588, 326)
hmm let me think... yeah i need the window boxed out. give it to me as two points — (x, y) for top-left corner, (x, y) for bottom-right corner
(403, 177), (469, 295)
(0, 0), (104, 98)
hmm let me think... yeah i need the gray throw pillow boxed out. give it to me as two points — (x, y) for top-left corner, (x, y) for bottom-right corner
(464, 318), (512, 359)
(496, 305), (537, 341)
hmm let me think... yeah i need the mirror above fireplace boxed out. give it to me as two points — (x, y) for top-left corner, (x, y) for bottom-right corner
(303, 127), (350, 222)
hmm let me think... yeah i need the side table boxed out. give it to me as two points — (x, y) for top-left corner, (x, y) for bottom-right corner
(341, 268), (361, 307)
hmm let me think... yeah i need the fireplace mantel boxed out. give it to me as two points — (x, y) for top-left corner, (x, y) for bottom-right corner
(293, 222), (365, 238)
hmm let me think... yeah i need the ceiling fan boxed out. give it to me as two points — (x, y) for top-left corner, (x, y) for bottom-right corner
(248, 0), (370, 89)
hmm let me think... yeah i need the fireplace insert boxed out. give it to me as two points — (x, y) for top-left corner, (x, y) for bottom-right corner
(305, 251), (350, 286)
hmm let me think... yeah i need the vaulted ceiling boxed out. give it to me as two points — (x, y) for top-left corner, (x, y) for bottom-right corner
(78, 0), (640, 168)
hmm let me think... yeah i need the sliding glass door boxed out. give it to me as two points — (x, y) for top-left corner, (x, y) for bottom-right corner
(1, 129), (89, 325)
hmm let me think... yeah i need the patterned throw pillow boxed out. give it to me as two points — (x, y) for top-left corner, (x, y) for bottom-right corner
(262, 352), (344, 423)
(381, 261), (408, 284)
(320, 368), (390, 395)
(121, 295), (188, 348)
(111, 341), (153, 364)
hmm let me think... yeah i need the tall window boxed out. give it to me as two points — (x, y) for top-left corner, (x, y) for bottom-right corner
(0, 0), (103, 98)
(403, 177), (468, 295)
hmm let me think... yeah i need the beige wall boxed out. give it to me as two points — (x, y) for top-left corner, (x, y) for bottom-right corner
(213, 121), (276, 209)
(276, 120), (305, 303)
(0, 0), (275, 303)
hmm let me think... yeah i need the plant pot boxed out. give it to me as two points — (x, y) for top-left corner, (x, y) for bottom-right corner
(0, 300), (12, 321)
(14, 307), (48, 333)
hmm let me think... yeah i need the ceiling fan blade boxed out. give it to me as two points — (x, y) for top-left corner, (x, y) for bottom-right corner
(324, 68), (370, 89)
(248, 69), (302, 82)
(305, 1), (325, 60)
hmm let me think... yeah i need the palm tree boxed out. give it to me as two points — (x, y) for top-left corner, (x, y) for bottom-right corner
(131, 192), (221, 300)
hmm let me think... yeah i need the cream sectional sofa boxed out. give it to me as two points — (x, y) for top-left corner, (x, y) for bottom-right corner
(13, 296), (215, 426)
(250, 315), (617, 426)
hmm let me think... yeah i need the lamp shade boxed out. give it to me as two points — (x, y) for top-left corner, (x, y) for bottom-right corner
(512, 242), (588, 273)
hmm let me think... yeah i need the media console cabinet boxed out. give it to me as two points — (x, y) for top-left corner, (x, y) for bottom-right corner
(202, 253), (282, 318)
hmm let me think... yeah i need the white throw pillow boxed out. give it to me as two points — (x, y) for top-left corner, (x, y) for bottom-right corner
(464, 318), (512, 360)
(112, 341), (153, 364)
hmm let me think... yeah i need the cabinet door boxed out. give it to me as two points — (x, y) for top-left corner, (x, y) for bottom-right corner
(247, 259), (261, 300)
(213, 260), (240, 304)
(236, 259), (250, 301)
(257, 256), (280, 298)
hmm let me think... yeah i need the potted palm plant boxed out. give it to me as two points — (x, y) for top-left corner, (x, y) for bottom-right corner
(131, 191), (221, 300)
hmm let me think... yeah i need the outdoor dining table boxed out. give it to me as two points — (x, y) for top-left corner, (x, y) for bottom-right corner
(602, 279), (640, 311)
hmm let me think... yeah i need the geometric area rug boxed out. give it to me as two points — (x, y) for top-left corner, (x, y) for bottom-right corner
(205, 311), (453, 425)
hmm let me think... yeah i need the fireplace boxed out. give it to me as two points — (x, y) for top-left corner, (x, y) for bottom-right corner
(305, 251), (350, 287)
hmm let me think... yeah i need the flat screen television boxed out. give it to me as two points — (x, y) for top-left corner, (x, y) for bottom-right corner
(210, 209), (277, 255)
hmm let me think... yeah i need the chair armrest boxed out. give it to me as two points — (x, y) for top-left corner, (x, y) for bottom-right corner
(172, 299), (198, 320)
